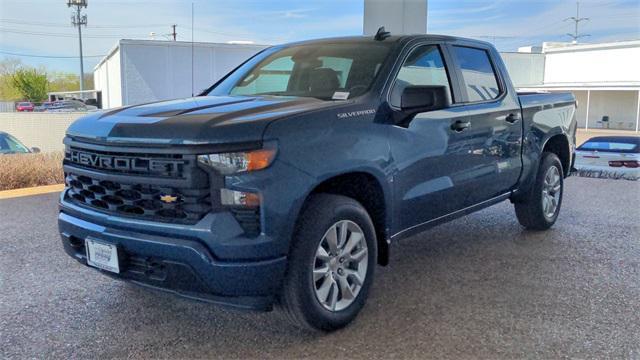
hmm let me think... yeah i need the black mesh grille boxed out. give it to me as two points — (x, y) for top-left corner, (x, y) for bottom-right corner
(230, 207), (261, 236)
(65, 173), (211, 223)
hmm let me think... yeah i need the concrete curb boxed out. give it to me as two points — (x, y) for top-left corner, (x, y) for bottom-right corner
(0, 184), (65, 200)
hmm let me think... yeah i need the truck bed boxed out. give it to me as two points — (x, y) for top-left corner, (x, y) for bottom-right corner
(517, 91), (576, 109)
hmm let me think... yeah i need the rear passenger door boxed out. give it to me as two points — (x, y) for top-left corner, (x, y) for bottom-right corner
(444, 43), (523, 206)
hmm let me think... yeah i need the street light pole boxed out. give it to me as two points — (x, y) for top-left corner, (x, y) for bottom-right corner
(68, 0), (88, 93)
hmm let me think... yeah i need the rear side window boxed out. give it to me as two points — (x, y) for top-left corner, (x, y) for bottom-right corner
(451, 46), (500, 102)
(390, 45), (452, 107)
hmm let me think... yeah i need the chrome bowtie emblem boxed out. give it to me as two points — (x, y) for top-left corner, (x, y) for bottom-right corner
(160, 194), (179, 203)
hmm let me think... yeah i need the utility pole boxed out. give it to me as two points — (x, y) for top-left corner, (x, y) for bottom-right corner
(171, 24), (177, 41)
(68, 0), (88, 93)
(564, 1), (590, 44)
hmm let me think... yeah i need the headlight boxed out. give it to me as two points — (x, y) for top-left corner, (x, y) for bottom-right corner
(198, 146), (277, 175)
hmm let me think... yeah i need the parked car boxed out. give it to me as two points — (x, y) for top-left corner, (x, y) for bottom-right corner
(0, 132), (40, 154)
(58, 32), (577, 331)
(34, 102), (55, 112)
(15, 102), (34, 112)
(575, 136), (640, 179)
(47, 100), (98, 112)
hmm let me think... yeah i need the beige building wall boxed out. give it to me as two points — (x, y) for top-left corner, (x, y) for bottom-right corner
(543, 41), (640, 85)
(0, 113), (85, 153)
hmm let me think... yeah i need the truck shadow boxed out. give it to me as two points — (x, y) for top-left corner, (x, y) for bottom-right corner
(94, 201), (565, 358)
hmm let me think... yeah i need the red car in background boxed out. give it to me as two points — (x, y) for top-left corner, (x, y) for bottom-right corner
(16, 102), (35, 112)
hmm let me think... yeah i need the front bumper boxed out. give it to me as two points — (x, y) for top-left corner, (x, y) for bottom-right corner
(58, 192), (287, 311)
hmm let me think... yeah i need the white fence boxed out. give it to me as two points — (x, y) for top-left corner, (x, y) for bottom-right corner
(0, 102), (16, 112)
(0, 112), (85, 152)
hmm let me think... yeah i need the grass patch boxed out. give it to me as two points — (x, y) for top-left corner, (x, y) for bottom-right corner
(0, 152), (64, 191)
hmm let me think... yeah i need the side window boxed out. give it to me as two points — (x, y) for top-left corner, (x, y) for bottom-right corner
(390, 45), (452, 108)
(451, 46), (501, 102)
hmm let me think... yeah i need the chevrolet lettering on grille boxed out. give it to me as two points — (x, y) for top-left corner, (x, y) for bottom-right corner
(66, 149), (184, 177)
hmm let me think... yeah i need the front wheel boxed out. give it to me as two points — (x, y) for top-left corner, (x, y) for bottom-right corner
(514, 152), (564, 230)
(278, 194), (377, 332)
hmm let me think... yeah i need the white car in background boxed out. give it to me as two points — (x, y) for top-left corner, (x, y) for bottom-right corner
(575, 136), (640, 180)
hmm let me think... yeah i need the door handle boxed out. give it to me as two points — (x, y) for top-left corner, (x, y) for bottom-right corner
(451, 120), (471, 132)
(505, 113), (520, 124)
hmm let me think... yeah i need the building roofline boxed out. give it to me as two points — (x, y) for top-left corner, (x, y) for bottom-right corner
(93, 39), (271, 71)
(94, 40), (122, 71)
(543, 39), (640, 53)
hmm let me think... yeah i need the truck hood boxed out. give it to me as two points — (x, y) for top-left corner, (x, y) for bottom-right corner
(66, 95), (334, 145)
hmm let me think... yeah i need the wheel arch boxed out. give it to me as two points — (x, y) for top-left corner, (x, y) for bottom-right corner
(296, 171), (391, 266)
(542, 133), (571, 177)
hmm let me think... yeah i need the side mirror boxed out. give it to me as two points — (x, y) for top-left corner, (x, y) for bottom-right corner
(400, 85), (450, 114)
(31, 147), (41, 153)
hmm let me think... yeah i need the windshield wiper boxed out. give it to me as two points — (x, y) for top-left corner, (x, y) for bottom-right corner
(254, 92), (331, 101)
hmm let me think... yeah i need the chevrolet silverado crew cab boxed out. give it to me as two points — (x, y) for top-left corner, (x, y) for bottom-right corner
(59, 31), (577, 331)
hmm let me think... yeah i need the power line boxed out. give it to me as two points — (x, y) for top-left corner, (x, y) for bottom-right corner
(0, 50), (106, 59)
(0, 27), (149, 38)
(0, 18), (167, 29)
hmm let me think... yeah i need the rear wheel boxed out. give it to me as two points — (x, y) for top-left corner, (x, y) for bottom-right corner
(514, 152), (564, 230)
(278, 194), (377, 331)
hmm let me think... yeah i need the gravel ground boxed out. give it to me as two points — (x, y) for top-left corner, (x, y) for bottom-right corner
(1, 176), (639, 359)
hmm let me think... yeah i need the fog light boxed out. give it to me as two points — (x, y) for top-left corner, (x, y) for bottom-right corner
(220, 189), (260, 207)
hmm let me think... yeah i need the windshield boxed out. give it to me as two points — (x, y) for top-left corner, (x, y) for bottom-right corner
(578, 137), (640, 153)
(208, 42), (393, 100)
(0, 134), (30, 154)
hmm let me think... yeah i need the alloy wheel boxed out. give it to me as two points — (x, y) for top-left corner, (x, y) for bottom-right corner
(312, 220), (368, 312)
(542, 165), (562, 219)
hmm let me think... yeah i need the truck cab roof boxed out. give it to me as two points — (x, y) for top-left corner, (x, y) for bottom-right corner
(280, 34), (491, 48)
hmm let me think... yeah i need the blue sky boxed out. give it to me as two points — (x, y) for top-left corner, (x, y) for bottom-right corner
(1, 0), (638, 74)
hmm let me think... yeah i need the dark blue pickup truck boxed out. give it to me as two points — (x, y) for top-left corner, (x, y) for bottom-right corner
(59, 32), (576, 331)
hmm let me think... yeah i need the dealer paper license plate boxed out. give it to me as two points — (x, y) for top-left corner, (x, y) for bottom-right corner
(85, 239), (120, 273)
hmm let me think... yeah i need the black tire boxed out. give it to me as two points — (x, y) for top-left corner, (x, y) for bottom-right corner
(514, 152), (564, 230)
(278, 194), (377, 332)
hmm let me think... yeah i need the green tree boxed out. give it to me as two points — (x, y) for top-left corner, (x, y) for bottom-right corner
(48, 71), (94, 93)
(0, 58), (23, 101)
(0, 57), (95, 101)
(11, 68), (48, 102)
(48, 71), (80, 93)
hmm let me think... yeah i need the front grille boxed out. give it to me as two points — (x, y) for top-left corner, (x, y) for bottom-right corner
(65, 173), (211, 223)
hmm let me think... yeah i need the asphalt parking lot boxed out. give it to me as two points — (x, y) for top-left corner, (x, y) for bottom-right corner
(1, 176), (639, 359)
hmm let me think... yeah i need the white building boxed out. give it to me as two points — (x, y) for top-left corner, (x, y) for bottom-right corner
(512, 40), (640, 132)
(93, 39), (268, 109)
